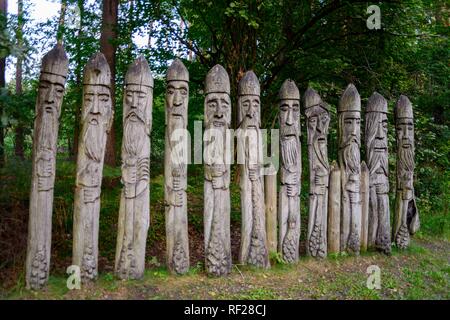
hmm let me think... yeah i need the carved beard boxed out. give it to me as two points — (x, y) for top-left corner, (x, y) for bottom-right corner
(83, 118), (105, 163)
(124, 112), (146, 157)
(343, 140), (360, 174)
(313, 134), (329, 170)
(398, 143), (414, 173)
(281, 137), (298, 169)
(368, 135), (388, 177)
(37, 110), (57, 151)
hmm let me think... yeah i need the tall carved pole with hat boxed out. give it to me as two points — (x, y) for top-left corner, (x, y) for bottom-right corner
(73, 52), (113, 282)
(337, 84), (362, 254)
(278, 79), (301, 263)
(164, 59), (190, 274)
(393, 95), (420, 249)
(203, 64), (232, 276)
(26, 44), (68, 290)
(304, 88), (330, 258)
(115, 56), (153, 279)
(365, 92), (391, 254)
(237, 71), (270, 269)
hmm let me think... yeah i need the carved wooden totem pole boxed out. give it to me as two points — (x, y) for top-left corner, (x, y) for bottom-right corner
(203, 64), (232, 276)
(73, 53), (113, 282)
(115, 57), (153, 279)
(25, 44), (68, 290)
(304, 88), (330, 258)
(393, 95), (420, 249)
(165, 59), (190, 274)
(365, 92), (391, 255)
(237, 71), (270, 269)
(278, 79), (301, 263)
(337, 84), (362, 254)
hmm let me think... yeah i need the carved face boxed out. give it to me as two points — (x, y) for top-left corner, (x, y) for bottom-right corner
(306, 105), (329, 146)
(124, 84), (152, 125)
(205, 93), (231, 128)
(82, 84), (112, 126)
(341, 111), (361, 147)
(368, 112), (388, 152)
(396, 117), (414, 150)
(166, 80), (188, 129)
(396, 117), (415, 174)
(279, 99), (300, 139)
(239, 95), (260, 128)
(37, 73), (65, 116)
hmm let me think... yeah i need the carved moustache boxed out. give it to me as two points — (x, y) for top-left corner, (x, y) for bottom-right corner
(126, 109), (146, 124)
(241, 113), (259, 128)
(368, 139), (388, 177)
(281, 125), (298, 138)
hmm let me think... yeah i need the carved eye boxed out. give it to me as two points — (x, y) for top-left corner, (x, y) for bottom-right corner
(344, 120), (352, 125)
(209, 102), (217, 109)
(100, 95), (109, 102)
(180, 88), (187, 96)
(139, 93), (146, 99)
(280, 106), (288, 111)
(84, 94), (93, 102)
(293, 104), (300, 112)
(167, 89), (174, 95)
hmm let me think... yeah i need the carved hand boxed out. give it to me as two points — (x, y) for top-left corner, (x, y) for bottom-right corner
(173, 176), (182, 191)
(212, 176), (225, 189)
(84, 187), (100, 203)
(175, 191), (184, 207)
(286, 184), (299, 197)
(249, 167), (260, 181)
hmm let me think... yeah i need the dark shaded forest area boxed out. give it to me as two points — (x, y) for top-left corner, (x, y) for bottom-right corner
(0, 0), (448, 297)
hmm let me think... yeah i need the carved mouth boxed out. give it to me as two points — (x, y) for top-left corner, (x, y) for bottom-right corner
(317, 137), (326, 143)
(90, 118), (99, 125)
(172, 114), (183, 119)
(213, 121), (225, 127)
(45, 106), (54, 113)
(402, 144), (411, 149)
(374, 147), (387, 152)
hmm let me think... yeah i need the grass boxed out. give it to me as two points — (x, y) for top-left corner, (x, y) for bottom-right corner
(0, 157), (449, 300)
(2, 237), (448, 300)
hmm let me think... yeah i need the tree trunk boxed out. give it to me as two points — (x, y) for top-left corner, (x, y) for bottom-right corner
(100, 0), (118, 167)
(14, 0), (24, 160)
(71, 0), (84, 159)
(56, 0), (67, 45)
(0, 0), (7, 167)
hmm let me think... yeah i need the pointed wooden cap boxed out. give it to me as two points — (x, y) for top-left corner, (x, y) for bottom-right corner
(41, 44), (69, 78)
(83, 52), (111, 87)
(338, 83), (360, 113)
(166, 58), (189, 82)
(278, 79), (299, 100)
(205, 64), (230, 94)
(125, 56), (154, 88)
(304, 87), (328, 111)
(366, 92), (387, 113)
(238, 70), (260, 96)
(395, 95), (413, 119)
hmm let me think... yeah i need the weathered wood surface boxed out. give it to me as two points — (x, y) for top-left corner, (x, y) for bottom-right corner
(73, 52), (113, 282)
(26, 44), (68, 290)
(203, 64), (232, 276)
(393, 95), (420, 249)
(164, 59), (190, 274)
(304, 87), (329, 259)
(237, 71), (269, 269)
(278, 79), (301, 263)
(115, 56), (153, 279)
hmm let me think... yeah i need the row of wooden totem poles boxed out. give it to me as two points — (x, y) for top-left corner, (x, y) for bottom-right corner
(25, 44), (420, 290)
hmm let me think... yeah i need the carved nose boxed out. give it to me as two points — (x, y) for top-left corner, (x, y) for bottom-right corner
(91, 99), (100, 114)
(286, 109), (293, 125)
(215, 113), (223, 119)
(173, 92), (182, 106)
(45, 86), (55, 104)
